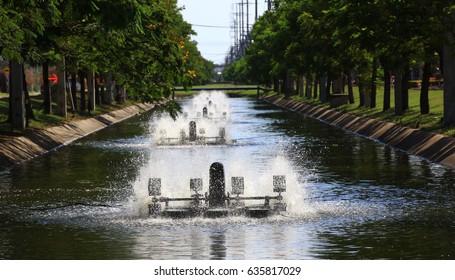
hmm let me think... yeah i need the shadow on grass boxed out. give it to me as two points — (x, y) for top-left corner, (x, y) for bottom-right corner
(0, 93), (136, 136)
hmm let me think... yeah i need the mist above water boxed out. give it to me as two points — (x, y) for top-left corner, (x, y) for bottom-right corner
(150, 91), (232, 145)
(126, 91), (321, 221)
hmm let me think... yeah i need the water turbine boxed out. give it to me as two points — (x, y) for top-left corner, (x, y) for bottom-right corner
(147, 162), (287, 218)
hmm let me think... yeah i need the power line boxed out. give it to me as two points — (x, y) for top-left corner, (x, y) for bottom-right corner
(197, 42), (231, 46)
(202, 52), (227, 55)
(191, 24), (230, 29)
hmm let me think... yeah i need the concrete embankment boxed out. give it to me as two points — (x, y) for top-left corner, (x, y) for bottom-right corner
(0, 103), (154, 170)
(260, 94), (455, 169)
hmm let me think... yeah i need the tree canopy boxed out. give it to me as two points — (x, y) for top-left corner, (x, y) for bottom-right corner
(224, 0), (455, 125)
(1, 0), (214, 113)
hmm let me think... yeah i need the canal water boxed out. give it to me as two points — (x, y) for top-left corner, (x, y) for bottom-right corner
(1, 91), (455, 260)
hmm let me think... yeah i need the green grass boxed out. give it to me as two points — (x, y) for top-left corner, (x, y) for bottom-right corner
(178, 83), (451, 137)
(3, 84), (453, 138)
(0, 93), (136, 135)
(288, 86), (455, 137)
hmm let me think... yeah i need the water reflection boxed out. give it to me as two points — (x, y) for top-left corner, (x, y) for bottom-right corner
(310, 217), (455, 259)
(209, 229), (227, 260)
(0, 95), (455, 259)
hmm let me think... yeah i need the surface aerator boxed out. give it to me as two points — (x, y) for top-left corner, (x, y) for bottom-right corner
(148, 162), (286, 218)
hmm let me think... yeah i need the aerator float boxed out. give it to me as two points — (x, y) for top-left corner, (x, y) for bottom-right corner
(148, 162), (287, 218)
(157, 120), (227, 145)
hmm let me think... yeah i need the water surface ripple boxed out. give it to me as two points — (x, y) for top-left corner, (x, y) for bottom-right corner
(1, 92), (455, 259)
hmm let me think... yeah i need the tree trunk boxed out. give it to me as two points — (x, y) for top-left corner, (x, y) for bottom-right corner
(370, 58), (378, 108)
(0, 72), (7, 93)
(305, 76), (312, 99)
(22, 66), (35, 126)
(283, 72), (293, 98)
(443, 39), (455, 124)
(297, 76), (303, 97)
(437, 48), (444, 76)
(71, 72), (77, 111)
(420, 61), (431, 114)
(104, 72), (113, 105)
(313, 78), (318, 99)
(79, 70), (86, 112)
(382, 62), (391, 111)
(87, 70), (95, 113)
(8, 78), (12, 122)
(319, 76), (328, 103)
(95, 74), (101, 105)
(55, 58), (67, 118)
(273, 77), (279, 93)
(325, 77), (331, 96)
(332, 76), (343, 94)
(394, 71), (404, 115)
(100, 79), (105, 105)
(358, 82), (365, 107)
(117, 87), (126, 104)
(66, 73), (76, 115)
(42, 60), (52, 114)
(402, 67), (410, 111)
(9, 60), (25, 130)
(347, 70), (354, 104)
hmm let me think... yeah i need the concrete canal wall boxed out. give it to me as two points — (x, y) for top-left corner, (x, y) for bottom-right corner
(0, 103), (154, 170)
(260, 94), (455, 169)
(3, 94), (455, 170)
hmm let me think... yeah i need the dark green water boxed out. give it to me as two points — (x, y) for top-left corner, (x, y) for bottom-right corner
(1, 92), (455, 259)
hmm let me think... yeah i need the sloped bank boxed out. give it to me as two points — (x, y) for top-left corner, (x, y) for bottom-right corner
(0, 103), (154, 170)
(260, 94), (455, 169)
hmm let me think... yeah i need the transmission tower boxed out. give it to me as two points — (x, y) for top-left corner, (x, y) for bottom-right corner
(226, 0), (260, 65)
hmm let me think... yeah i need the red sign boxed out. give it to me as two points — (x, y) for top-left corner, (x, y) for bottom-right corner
(48, 73), (58, 84)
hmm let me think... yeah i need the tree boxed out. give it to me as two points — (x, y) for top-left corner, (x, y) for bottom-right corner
(183, 40), (215, 85)
(1, 0), (60, 127)
(243, 10), (277, 85)
(1, 0), (205, 123)
(442, 3), (455, 125)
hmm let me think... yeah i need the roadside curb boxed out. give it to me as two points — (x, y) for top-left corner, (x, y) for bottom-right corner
(0, 103), (154, 170)
(259, 94), (455, 169)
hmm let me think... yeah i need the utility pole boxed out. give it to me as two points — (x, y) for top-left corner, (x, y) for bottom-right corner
(246, 0), (249, 36)
(236, 3), (242, 54)
(227, 0), (262, 64)
(268, 0), (272, 10)
(240, 1), (244, 42)
(233, 6), (237, 51)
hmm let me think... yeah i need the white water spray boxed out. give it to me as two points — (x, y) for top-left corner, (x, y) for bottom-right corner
(126, 91), (311, 219)
(150, 91), (232, 144)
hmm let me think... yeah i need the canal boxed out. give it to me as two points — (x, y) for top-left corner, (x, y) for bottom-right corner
(1, 91), (455, 259)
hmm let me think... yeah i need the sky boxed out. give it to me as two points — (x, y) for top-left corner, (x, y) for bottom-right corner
(177, 0), (268, 65)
